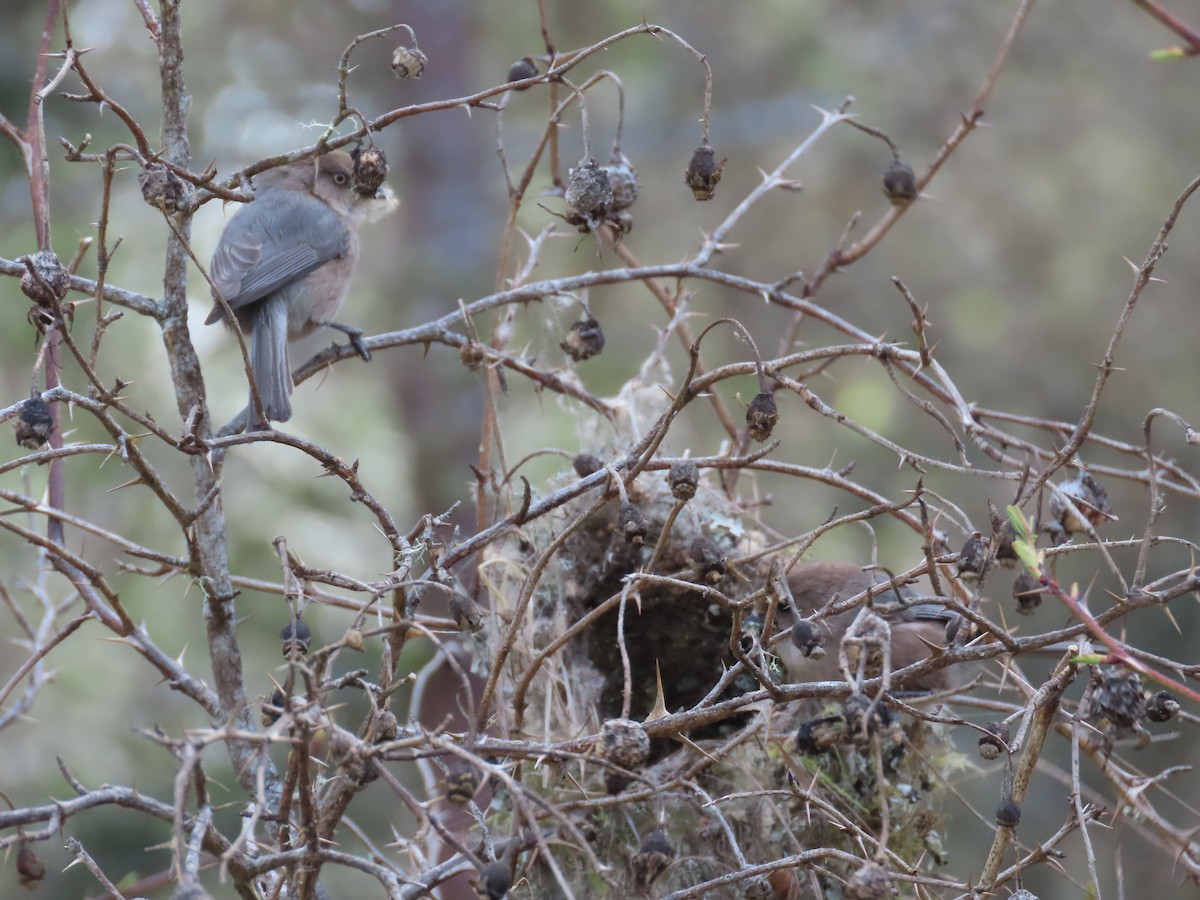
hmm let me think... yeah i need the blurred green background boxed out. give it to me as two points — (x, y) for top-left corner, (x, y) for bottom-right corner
(3, 0), (1200, 896)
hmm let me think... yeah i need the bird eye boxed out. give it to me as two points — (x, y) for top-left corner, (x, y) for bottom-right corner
(333, 172), (349, 185)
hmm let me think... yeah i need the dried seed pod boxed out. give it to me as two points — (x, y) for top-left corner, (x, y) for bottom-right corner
(689, 536), (727, 583)
(373, 707), (399, 742)
(441, 756), (482, 804)
(790, 620), (823, 658)
(667, 459), (700, 501)
(344, 627), (365, 652)
(602, 154), (640, 211)
(448, 593), (485, 633)
(684, 142), (725, 201)
(279, 619), (312, 657)
(391, 44), (428, 79)
(1087, 667), (1146, 729)
(261, 687), (287, 726)
(882, 158), (917, 204)
(564, 157), (614, 231)
(17, 841), (45, 887)
(631, 829), (674, 889)
(977, 720), (1009, 761)
(609, 208), (634, 234)
(995, 797), (1022, 828)
(1146, 690), (1179, 723)
(560, 315), (605, 361)
(473, 861), (511, 900)
(350, 145), (389, 197)
(20, 248), (70, 306)
(573, 453), (603, 477)
(1049, 473), (1112, 536)
(989, 502), (1019, 566)
(601, 717), (650, 792)
(506, 56), (538, 87)
(618, 502), (648, 546)
(846, 861), (895, 899)
(956, 533), (988, 583)
(138, 162), (192, 212)
(15, 395), (52, 449)
(1012, 572), (1043, 615)
(601, 717), (651, 769)
(459, 341), (486, 370)
(745, 391), (779, 442)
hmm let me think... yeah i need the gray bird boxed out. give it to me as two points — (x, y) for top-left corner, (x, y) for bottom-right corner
(207, 150), (396, 423)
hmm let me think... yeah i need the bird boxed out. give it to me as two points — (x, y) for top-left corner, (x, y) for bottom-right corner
(206, 150), (396, 423)
(770, 561), (959, 692)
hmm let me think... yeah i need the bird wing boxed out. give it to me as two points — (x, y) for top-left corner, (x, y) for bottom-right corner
(207, 190), (349, 322)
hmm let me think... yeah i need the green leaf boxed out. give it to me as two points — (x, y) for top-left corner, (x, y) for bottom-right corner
(1006, 505), (1042, 573)
(1150, 46), (1187, 61)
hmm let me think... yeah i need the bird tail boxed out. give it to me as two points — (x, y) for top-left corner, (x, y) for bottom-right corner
(249, 298), (294, 422)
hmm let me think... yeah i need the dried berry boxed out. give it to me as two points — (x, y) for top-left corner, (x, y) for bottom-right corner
(391, 44), (428, 79)
(790, 619), (822, 658)
(373, 707), (399, 742)
(745, 391), (779, 442)
(684, 143), (725, 201)
(1087, 666), (1146, 729)
(261, 687), (287, 726)
(618, 502), (648, 546)
(20, 248), (69, 306)
(602, 154), (640, 211)
(601, 717), (650, 792)
(17, 842), (45, 887)
(1146, 690), (1179, 723)
(279, 619), (312, 658)
(448, 594), (485, 633)
(978, 721), (1009, 761)
(601, 717), (650, 769)
(667, 459), (700, 501)
(560, 315), (605, 361)
(14, 395), (52, 449)
(473, 861), (511, 900)
(989, 502), (1019, 566)
(138, 162), (192, 212)
(573, 453), (603, 477)
(689, 536), (727, 583)
(350, 145), (388, 197)
(506, 56), (538, 87)
(631, 829), (674, 889)
(1012, 572), (1043, 615)
(995, 797), (1022, 828)
(956, 533), (989, 583)
(441, 756), (482, 804)
(564, 157), (613, 232)
(1049, 473), (1111, 536)
(459, 341), (486, 370)
(846, 861), (894, 899)
(882, 158), (917, 204)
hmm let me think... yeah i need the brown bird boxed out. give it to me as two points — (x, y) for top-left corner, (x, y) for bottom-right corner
(771, 561), (959, 692)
